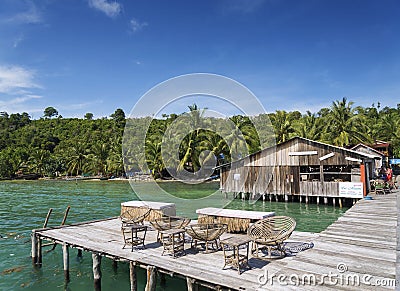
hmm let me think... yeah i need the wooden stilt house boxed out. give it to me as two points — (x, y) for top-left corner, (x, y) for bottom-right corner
(219, 137), (377, 199)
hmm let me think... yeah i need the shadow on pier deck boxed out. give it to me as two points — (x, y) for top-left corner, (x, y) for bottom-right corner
(31, 192), (398, 290)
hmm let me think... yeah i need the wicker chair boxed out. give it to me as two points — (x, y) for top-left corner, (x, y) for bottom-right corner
(120, 207), (151, 251)
(247, 216), (296, 259)
(120, 207), (151, 226)
(185, 223), (227, 253)
(150, 216), (191, 241)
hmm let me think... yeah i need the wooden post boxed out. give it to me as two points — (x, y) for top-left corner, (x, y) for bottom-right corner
(43, 208), (53, 228)
(61, 206), (71, 226)
(145, 266), (156, 291)
(324, 197), (328, 204)
(339, 198), (343, 208)
(262, 194), (265, 201)
(299, 195), (302, 203)
(360, 164), (367, 196)
(316, 196), (320, 205)
(187, 277), (197, 291)
(129, 262), (137, 291)
(92, 253), (102, 291)
(269, 194), (272, 202)
(37, 236), (42, 266)
(63, 243), (70, 282)
(305, 195), (309, 204)
(284, 194), (288, 202)
(275, 194), (278, 202)
(333, 198), (336, 207)
(31, 232), (38, 265)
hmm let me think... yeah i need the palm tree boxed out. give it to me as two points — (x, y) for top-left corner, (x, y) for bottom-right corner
(325, 98), (371, 146)
(224, 115), (259, 160)
(270, 110), (295, 144)
(28, 149), (50, 177)
(89, 142), (109, 176)
(294, 111), (324, 141)
(67, 142), (89, 176)
(145, 140), (164, 178)
(108, 141), (124, 177)
(177, 104), (208, 173)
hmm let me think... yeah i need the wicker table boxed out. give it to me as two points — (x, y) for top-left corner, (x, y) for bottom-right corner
(160, 228), (185, 257)
(220, 236), (251, 274)
(121, 201), (176, 222)
(197, 208), (275, 233)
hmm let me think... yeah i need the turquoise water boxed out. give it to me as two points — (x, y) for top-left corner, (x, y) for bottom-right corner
(0, 180), (348, 290)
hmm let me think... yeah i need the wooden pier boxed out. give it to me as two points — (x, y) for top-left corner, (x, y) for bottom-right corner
(31, 193), (398, 290)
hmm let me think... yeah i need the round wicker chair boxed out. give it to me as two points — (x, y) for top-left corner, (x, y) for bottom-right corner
(185, 223), (227, 253)
(120, 207), (151, 226)
(150, 216), (191, 241)
(247, 216), (296, 259)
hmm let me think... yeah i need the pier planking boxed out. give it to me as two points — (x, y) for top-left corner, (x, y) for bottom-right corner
(32, 192), (397, 290)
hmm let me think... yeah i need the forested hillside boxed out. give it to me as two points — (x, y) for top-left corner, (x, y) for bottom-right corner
(1, 98), (399, 179)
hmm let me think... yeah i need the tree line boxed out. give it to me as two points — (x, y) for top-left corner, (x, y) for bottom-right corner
(0, 99), (399, 179)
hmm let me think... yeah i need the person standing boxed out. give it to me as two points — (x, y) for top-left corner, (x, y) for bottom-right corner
(386, 167), (393, 182)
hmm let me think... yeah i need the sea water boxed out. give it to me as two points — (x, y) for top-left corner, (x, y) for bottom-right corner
(0, 180), (348, 290)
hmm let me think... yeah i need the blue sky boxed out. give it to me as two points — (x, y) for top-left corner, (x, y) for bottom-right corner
(0, 0), (399, 118)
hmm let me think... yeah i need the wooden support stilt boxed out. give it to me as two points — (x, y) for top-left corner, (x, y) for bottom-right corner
(300, 196), (302, 203)
(316, 196), (320, 205)
(92, 253), (102, 291)
(262, 194), (265, 201)
(31, 232), (38, 265)
(333, 198), (336, 207)
(187, 277), (197, 291)
(324, 197), (328, 204)
(305, 196), (309, 204)
(339, 198), (343, 208)
(63, 243), (70, 282)
(37, 236), (42, 266)
(129, 262), (137, 291)
(284, 194), (288, 202)
(275, 194), (278, 202)
(269, 194), (272, 202)
(145, 266), (156, 291)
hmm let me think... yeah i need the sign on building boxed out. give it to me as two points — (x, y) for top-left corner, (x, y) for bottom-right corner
(339, 182), (364, 198)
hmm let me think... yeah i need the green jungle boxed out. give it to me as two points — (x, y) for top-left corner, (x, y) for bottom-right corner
(1, 98), (399, 179)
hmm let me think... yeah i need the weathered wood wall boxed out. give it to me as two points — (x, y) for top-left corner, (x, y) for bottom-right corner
(220, 137), (372, 197)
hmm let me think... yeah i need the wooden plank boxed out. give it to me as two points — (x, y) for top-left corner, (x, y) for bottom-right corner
(31, 191), (398, 291)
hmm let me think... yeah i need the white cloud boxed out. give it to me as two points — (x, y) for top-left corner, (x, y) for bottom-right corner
(88, 0), (122, 18)
(129, 18), (148, 33)
(5, 1), (43, 24)
(0, 65), (41, 94)
(0, 95), (43, 115)
(0, 95), (42, 107)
